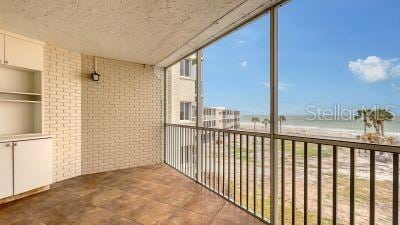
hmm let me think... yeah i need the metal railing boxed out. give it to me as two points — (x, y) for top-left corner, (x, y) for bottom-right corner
(165, 123), (400, 225)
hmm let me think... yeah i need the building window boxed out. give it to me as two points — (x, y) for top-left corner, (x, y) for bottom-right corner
(180, 59), (191, 77)
(180, 102), (191, 121)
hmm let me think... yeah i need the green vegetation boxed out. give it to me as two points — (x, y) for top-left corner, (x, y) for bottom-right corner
(261, 118), (270, 132)
(354, 108), (394, 136)
(278, 141), (333, 158)
(251, 117), (260, 131)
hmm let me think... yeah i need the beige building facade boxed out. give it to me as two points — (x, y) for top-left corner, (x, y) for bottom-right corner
(167, 54), (240, 129)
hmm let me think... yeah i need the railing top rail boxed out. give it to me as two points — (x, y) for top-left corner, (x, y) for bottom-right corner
(166, 123), (271, 138)
(166, 123), (400, 154)
(275, 134), (400, 154)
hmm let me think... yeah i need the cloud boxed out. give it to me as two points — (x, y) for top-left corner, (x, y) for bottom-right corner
(391, 83), (400, 91)
(261, 82), (292, 91)
(349, 56), (400, 82)
(241, 61), (248, 67)
(236, 40), (246, 44)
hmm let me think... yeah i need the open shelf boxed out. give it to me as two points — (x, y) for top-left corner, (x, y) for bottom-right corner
(0, 66), (42, 136)
(0, 90), (41, 96)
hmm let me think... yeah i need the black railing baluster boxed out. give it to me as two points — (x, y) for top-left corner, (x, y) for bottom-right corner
(261, 137), (265, 219)
(304, 142), (308, 225)
(240, 134), (243, 206)
(218, 131), (221, 193)
(186, 128), (189, 176)
(228, 133), (231, 198)
(333, 145), (338, 225)
(180, 127), (182, 172)
(370, 150), (375, 225)
(254, 136), (257, 214)
(234, 133), (237, 203)
(350, 147), (355, 225)
(201, 129), (204, 183)
(292, 140), (296, 225)
(394, 153), (399, 225)
(281, 139), (285, 225)
(176, 126), (178, 169)
(209, 131), (211, 187)
(317, 144), (322, 225)
(214, 131), (216, 190)
(247, 134), (249, 210)
(222, 132), (224, 194)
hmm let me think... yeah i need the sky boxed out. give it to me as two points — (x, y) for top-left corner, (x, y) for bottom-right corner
(203, 0), (400, 116)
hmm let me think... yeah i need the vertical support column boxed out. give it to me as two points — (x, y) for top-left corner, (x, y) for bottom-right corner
(270, 7), (279, 225)
(163, 67), (167, 163)
(196, 50), (204, 182)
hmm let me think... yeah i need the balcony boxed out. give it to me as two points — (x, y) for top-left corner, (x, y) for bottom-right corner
(166, 124), (400, 225)
(0, 164), (265, 225)
(0, 0), (399, 225)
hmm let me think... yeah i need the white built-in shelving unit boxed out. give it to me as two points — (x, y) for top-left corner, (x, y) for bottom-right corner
(0, 30), (44, 137)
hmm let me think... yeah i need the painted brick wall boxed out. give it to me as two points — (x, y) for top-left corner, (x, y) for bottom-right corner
(43, 46), (82, 182)
(81, 56), (164, 174)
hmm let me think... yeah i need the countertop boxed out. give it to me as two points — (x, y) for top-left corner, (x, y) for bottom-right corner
(0, 134), (53, 143)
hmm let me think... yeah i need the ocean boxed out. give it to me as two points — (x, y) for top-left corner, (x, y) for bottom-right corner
(240, 115), (400, 134)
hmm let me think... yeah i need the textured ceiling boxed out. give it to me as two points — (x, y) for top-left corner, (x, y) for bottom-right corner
(0, 0), (276, 66)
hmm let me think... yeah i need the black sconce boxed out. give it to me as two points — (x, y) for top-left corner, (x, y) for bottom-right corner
(91, 71), (101, 81)
(91, 57), (101, 81)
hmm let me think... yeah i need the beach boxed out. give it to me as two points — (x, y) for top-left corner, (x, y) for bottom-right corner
(239, 122), (400, 143)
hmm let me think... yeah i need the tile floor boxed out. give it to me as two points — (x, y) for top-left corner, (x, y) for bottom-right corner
(0, 164), (266, 225)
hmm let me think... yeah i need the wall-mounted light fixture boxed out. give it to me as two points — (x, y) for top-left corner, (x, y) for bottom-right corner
(91, 57), (101, 81)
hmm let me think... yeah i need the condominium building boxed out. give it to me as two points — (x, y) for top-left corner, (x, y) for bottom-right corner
(167, 55), (240, 129)
(203, 107), (240, 129)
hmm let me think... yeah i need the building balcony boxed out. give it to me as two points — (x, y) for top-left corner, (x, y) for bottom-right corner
(0, 164), (265, 225)
(0, 0), (399, 225)
(165, 124), (400, 225)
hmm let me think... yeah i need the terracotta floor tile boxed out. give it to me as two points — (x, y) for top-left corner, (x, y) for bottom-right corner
(99, 193), (151, 217)
(78, 187), (126, 206)
(0, 201), (31, 223)
(126, 200), (176, 225)
(7, 217), (47, 225)
(181, 192), (226, 217)
(35, 199), (96, 225)
(160, 208), (214, 225)
(0, 164), (267, 225)
(73, 207), (121, 225)
(215, 202), (266, 225)
(111, 217), (142, 225)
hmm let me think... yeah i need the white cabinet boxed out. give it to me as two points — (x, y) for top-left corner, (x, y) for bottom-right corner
(13, 138), (52, 195)
(0, 137), (52, 200)
(4, 35), (43, 71)
(0, 142), (13, 199)
(0, 34), (4, 64)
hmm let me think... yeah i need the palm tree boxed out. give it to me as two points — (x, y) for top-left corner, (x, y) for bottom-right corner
(279, 115), (286, 133)
(261, 118), (270, 132)
(354, 109), (372, 134)
(369, 109), (394, 136)
(251, 117), (260, 131)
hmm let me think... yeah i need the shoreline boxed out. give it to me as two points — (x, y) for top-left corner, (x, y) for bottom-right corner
(239, 122), (400, 141)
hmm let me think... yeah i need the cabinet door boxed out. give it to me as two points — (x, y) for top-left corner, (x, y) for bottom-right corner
(0, 142), (13, 199)
(4, 35), (43, 71)
(0, 34), (4, 64)
(14, 138), (52, 195)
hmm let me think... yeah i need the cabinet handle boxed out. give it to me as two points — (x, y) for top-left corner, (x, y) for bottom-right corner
(13, 142), (18, 146)
(4, 60), (9, 64)
(6, 143), (11, 147)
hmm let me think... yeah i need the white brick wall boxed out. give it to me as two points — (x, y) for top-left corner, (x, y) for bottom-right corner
(43, 47), (164, 181)
(43, 46), (82, 182)
(81, 56), (164, 174)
